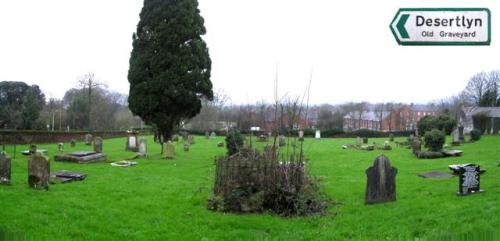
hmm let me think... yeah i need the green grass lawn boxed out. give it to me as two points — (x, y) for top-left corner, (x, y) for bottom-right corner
(0, 135), (499, 241)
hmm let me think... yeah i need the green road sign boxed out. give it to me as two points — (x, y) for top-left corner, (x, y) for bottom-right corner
(390, 8), (491, 46)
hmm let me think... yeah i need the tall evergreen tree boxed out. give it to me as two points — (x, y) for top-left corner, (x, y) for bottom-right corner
(128, 0), (213, 142)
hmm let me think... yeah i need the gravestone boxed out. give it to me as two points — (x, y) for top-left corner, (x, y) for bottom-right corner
(164, 141), (175, 159)
(315, 130), (321, 139)
(210, 131), (217, 139)
(356, 137), (362, 146)
(172, 134), (179, 142)
(0, 151), (11, 185)
(94, 137), (103, 153)
(298, 131), (304, 142)
(365, 155), (398, 205)
(182, 132), (189, 142)
(363, 137), (368, 144)
(205, 131), (210, 139)
(452, 129), (460, 144)
(217, 142), (224, 147)
(188, 135), (195, 145)
(55, 151), (107, 164)
(70, 139), (76, 147)
(126, 134), (139, 152)
(58, 143), (64, 152)
(383, 141), (392, 150)
(28, 153), (50, 190)
(279, 135), (286, 147)
(418, 171), (453, 179)
(138, 138), (147, 157)
(457, 164), (484, 196)
(85, 134), (93, 145)
(258, 135), (268, 142)
(411, 140), (421, 154)
(389, 134), (394, 142)
(50, 170), (87, 184)
(29, 144), (37, 154)
(458, 126), (465, 142)
(184, 143), (190, 152)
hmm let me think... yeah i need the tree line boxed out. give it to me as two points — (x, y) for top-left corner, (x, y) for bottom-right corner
(0, 74), (141, 131)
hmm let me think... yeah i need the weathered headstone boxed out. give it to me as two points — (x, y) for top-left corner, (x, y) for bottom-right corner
(356, 137), (362, 146)
(458, 126), (465, 142)
(452, 129), (460, 144)
(389, 134), (394, 142)
(70, 139), (76, 147)
(188, 135), (195, 145)
(85, 134), (93, 146)
(94, 137), (103, 153)
(457, 164), (483, 196)
(279, 135), (286, 147)
(383, 141), (392, 150)
(164, 141), (175, 159)
(58, 143), (64, 152)
(28, 153), (50, 190)
(210, 131), (217, 139)
(182, 132), (189, 142)
(411, 140), (421, 154)
(172, 134), (179, 142)
(365, 155), (398, 205)
(315, 130), (321, 139)
(126, 134), (139, 152)
(0, 152), (11, 185)
(29, 144), (37, 154)
(298, 131), (304, 142)
(205, 131), (210, 139)
(183, 143), (190, 152)
(258, 135), (268, 142)
(363, 137), (368, 144)
(138, 138), (147, 157)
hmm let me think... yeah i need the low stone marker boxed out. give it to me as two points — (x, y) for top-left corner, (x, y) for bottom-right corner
(85, 134), (93, 145)
(383, 141), (392, 150)
(58, 143), (64, 152)
(28, 153), (50, 190)
(279, 135), (286, 147)
(111, 161), (137, 167)
(456, 164), (484, 196)
(210, 131), (216, 139)
(55, 151), (106, 164)
(184, 143), (190, 152)
(365, 155), (398, 205)
(138, 138), (147, 157)
(217, 142), (224, 147)
(418, 171), (453, 179)
(188, 135), (195, 145)
(94, 137), (103, 153)
(0, 151), (11, 185)
(164, 141), (175, 159)
(50, 170), (87, 184)
(70, 139), (76, 147)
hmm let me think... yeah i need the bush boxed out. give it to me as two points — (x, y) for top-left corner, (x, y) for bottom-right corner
(424, 129), (445, 152)
(209, 147), (329, 216)
(470, 129), (482, 142)
(225, 128), (245, 156)
(417, 114), (457, 135)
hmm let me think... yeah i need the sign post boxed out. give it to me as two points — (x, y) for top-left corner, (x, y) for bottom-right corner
(390, 8), (491, 46)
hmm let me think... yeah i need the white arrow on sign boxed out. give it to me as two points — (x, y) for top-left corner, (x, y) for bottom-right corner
(390, 8), (491, 45)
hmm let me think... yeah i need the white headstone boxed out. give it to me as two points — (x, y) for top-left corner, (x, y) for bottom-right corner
(315, 130), (321, 139)
(129, 136), (137, 148)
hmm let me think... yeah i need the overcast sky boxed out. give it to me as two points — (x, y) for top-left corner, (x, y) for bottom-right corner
(0, 0), (498, 105)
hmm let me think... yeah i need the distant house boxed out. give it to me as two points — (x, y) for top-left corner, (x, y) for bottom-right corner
(462, 107), (500, 134)
(343, 104), (438, 132)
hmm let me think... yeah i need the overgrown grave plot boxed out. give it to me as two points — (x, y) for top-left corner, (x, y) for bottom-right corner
(209, 134), (330, 216)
